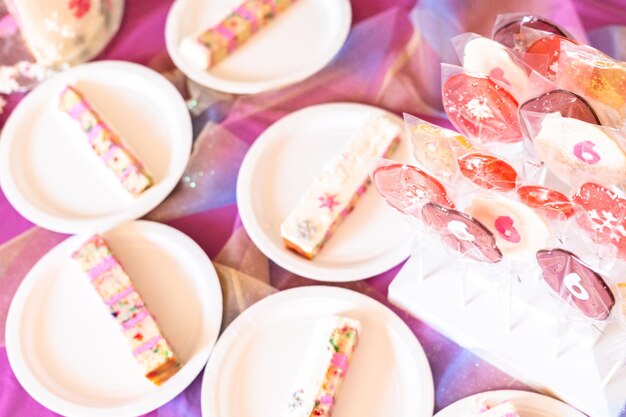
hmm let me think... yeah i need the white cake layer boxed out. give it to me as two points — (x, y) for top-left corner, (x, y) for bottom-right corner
(285, 316), (361, 417)
(281, 115), (401, 255)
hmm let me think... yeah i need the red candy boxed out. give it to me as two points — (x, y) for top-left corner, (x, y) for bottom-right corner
(524, 35), (577, 79)
(442, 74), (522, 143)
(537, 248), (615, 320)
(517, 185), (576, 219)
(458, 153), (517, 191)
(372, 164), (454, 218)
(572, 182), (626, 258)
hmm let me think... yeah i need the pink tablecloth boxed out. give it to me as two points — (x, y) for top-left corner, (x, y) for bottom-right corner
(0, 1), (625, 416)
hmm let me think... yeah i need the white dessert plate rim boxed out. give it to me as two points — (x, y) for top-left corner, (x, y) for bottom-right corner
(434, 389), (587, 417)
(164, 0), (352, 94)
(201, 285), (435, 417)
(5, 220), (223, 417)
(236, 102), (413, 282)
(0, 60), (192, 234)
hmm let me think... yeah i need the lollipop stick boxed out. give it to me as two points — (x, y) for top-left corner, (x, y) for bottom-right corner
(552, 300), (573, 359)
(601, 356), (625, 388)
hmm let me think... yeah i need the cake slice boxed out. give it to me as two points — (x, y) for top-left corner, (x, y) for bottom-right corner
(59, 85), (153, 196)
(180, 0), (297, 69)
(280, 115), (401, 259)
(72, 235), (181, 385)
(286, 316), (360, 417)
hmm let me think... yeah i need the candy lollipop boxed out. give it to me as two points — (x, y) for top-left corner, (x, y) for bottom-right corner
(517, 185), (576, 220)
(519, 90), (601, 126)
(371, 163), (455, 218)
(492, 14), (570, 50)
(458, 35), (531, 101)
(405, 115), (473, 183)
(421, 202), (503, 263)
(524, 34), (578, 79)
(442, 72), (522, 143)
(557, 42), (626, 124)
(458, 152), (518, 191)
(536, 248), (615, 320)
(572, 182), (626, 260)
(528, 114), (626, 186)
(466, 195), (552, 260)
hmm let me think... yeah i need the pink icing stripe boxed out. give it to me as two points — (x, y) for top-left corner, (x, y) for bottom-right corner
(68, 100), (89, 120)
(101, 144), (119, 163)
(214, 24), (237, 52)
(235, 6), (259, 32)
(105, 286), (135, 306)
(87, 256), (119, 279)
(86, 123), (104, 144)
(320, 394), (335, 405)
(118, 164), (138, 182)
(122, 309), (149, 330)
(133, 335), (163, 356)
(331, 352), (348, 372)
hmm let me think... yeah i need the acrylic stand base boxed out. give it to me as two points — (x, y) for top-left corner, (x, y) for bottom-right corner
(389, 242), (626, 417)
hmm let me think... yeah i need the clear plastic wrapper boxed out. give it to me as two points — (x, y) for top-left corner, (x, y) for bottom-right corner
(452, 33), (533, 102)
(556, 40), (626, 128)
(491, 13), (573, 52)
(0, 0), (124, 93)
(520, 111), (626, 188)
(519, 27), (580, 80)
(370, 158), (456, 219)
(403, 113), (474, 184)
(441, 64), (523, 144)
(571, 182), (626, 262)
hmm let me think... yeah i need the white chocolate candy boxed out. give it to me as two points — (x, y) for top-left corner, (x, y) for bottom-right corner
(534, 114), (626, 186)
(462, 37), (531, 101)
(466, 196), (551, 260)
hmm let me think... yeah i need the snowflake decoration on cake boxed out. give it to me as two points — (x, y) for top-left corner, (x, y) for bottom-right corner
(318, 193), (340, 211)
(287, 389), (305, 411)
(296, 219), (318, 241)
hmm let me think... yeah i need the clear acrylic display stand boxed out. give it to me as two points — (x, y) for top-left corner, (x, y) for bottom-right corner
(389, 238), (626, 417)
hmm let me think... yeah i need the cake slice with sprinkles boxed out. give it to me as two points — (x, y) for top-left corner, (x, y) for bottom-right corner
(286, 316), (360, 417)
(72, 235), (181, 385)
(280, 115), (401, 259)
(59, 85), (153, 196)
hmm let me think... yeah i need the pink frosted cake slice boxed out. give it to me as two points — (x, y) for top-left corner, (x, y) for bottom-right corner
(59, 85), (153, 196)
(72, 235), (181, 385)
(180, 0), (297, 69)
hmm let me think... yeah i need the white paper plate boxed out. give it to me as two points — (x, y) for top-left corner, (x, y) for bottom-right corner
(165, 0), (351, 94)
(434, 390), (587, 417)
(0, 61), (192, 234)
(5, 220), (223, 417)
(236, 102), (413, 282)
(201, 286), (434, 417)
